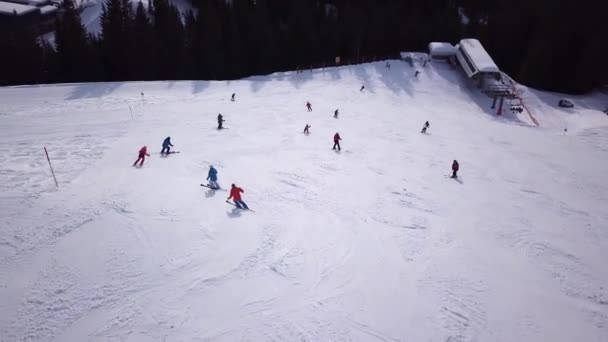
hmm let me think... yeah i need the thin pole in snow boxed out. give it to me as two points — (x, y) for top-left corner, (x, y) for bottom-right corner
(44, 146), (58, 188)
(129, 105), (134, 120)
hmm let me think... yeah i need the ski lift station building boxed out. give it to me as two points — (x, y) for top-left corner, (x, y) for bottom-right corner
(428, 42), (457, 60)
(455, 38), (501, 86)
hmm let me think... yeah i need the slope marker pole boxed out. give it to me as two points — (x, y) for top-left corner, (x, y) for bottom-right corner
(44, 146), (58, 188)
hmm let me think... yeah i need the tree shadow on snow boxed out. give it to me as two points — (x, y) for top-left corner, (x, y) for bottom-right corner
(65, 82), (123, 100)
(372, 60), (414, 96)
(191, 80), (210, 94)
(351, 64), (374, 93)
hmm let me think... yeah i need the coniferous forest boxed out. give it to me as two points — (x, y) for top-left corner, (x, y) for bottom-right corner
(0, 0), (606, 94)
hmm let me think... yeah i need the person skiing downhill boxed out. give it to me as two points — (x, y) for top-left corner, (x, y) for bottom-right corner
(207, 165), (219, 189)
(161, 136), (173, 154)
(451, 160), (459, 178)
(217, 113), (225, 129)
(227, 183), (249, 209)
(334, 109), (339, 118)
(304, 124), (311, 134)
(360, 85), (365, 92)
(133, 146), (150, 167)
(231, 93), (235, 101)
(333, 132), (341, 151)
(421, 121), (430, 134)
(306, 101), (312, 112)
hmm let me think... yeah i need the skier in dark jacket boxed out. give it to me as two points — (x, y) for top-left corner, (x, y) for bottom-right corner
(334, 109), (339, 118)
(451, 160), (459, 178)
(231, 93), (235, 101)
(421, 121), (430, 134)
(161, 136), (173, 154)
(360, 85), (365, 92)
(333, 132), (342, 151)
(304, 124), (311, 135)
(217, 113), (225, 129)
(207, 165), (219, 189)
(306, 101), (312, 112)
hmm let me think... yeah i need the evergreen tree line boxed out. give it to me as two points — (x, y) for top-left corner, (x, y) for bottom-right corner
(0, 0), (606, 94)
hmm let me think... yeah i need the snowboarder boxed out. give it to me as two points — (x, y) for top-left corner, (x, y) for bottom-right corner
(415, 70), (420, 78)
(207, 165), (219, 189)
(421, 121), (430, 134)
(360, 85), (365, 92)
(227, 183), (249, 210)
(304, 124), (311, 135)
(231, 93), (235, 102)
(333, 132), (341, 151)
(133, 146), (150, 167)
(306, 101), (312, 112)
(451, 160), (459, 178)
(217, 113), (225, 129)
(161, 136), (173, 154)
(334, 109), (339, 118)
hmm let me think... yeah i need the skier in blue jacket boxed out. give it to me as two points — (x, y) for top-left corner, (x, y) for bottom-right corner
(161, 136), (173, 154)
(207, 165), (219, 189)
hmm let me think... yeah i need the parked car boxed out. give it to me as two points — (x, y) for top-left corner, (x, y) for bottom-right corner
(558, 99), (574, 108)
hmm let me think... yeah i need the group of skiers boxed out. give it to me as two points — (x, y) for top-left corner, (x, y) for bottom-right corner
(302, 101), (344, 151)
(132, 136), (174, 167)
(206, 165), (249, 209)
(132, 88), (462, 212)
(133, 145), (250, 209)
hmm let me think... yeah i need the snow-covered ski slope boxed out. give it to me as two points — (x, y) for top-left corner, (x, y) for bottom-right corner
(1, 60), (607, 341)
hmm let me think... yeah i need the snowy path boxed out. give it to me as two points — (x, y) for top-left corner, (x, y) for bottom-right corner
(1, 61), (607, 341)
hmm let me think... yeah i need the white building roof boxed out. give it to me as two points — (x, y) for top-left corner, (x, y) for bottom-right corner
(428, 42), (457, 57)
(457, 39), (499, 75)
(0, 1), (38, 15)
(2, 0), (49, 6)
(39, 4), (56, 14)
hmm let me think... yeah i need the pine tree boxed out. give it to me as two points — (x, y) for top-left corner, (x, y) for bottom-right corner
(131, 1), (153, 80)
(151, 0), (185, 79)
(55, 0), (91, 82)
(0, 24), (44, 85)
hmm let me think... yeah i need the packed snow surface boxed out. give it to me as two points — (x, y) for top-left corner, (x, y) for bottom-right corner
(1, 60), (608, 341)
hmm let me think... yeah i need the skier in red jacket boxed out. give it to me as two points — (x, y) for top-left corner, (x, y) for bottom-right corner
(333, 132), (341, 151)
(133, 146), (150, 167)
(451, 160), (459, 178)
(228, 183), (249, 209)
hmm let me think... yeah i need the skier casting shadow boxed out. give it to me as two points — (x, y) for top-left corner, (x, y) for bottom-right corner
(421, 121), (430, 134)
(333, 132), (341, 151)
(161, 136), (173, 154)
(227, 208), (243, 218)
(217, 113), (225, 129)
